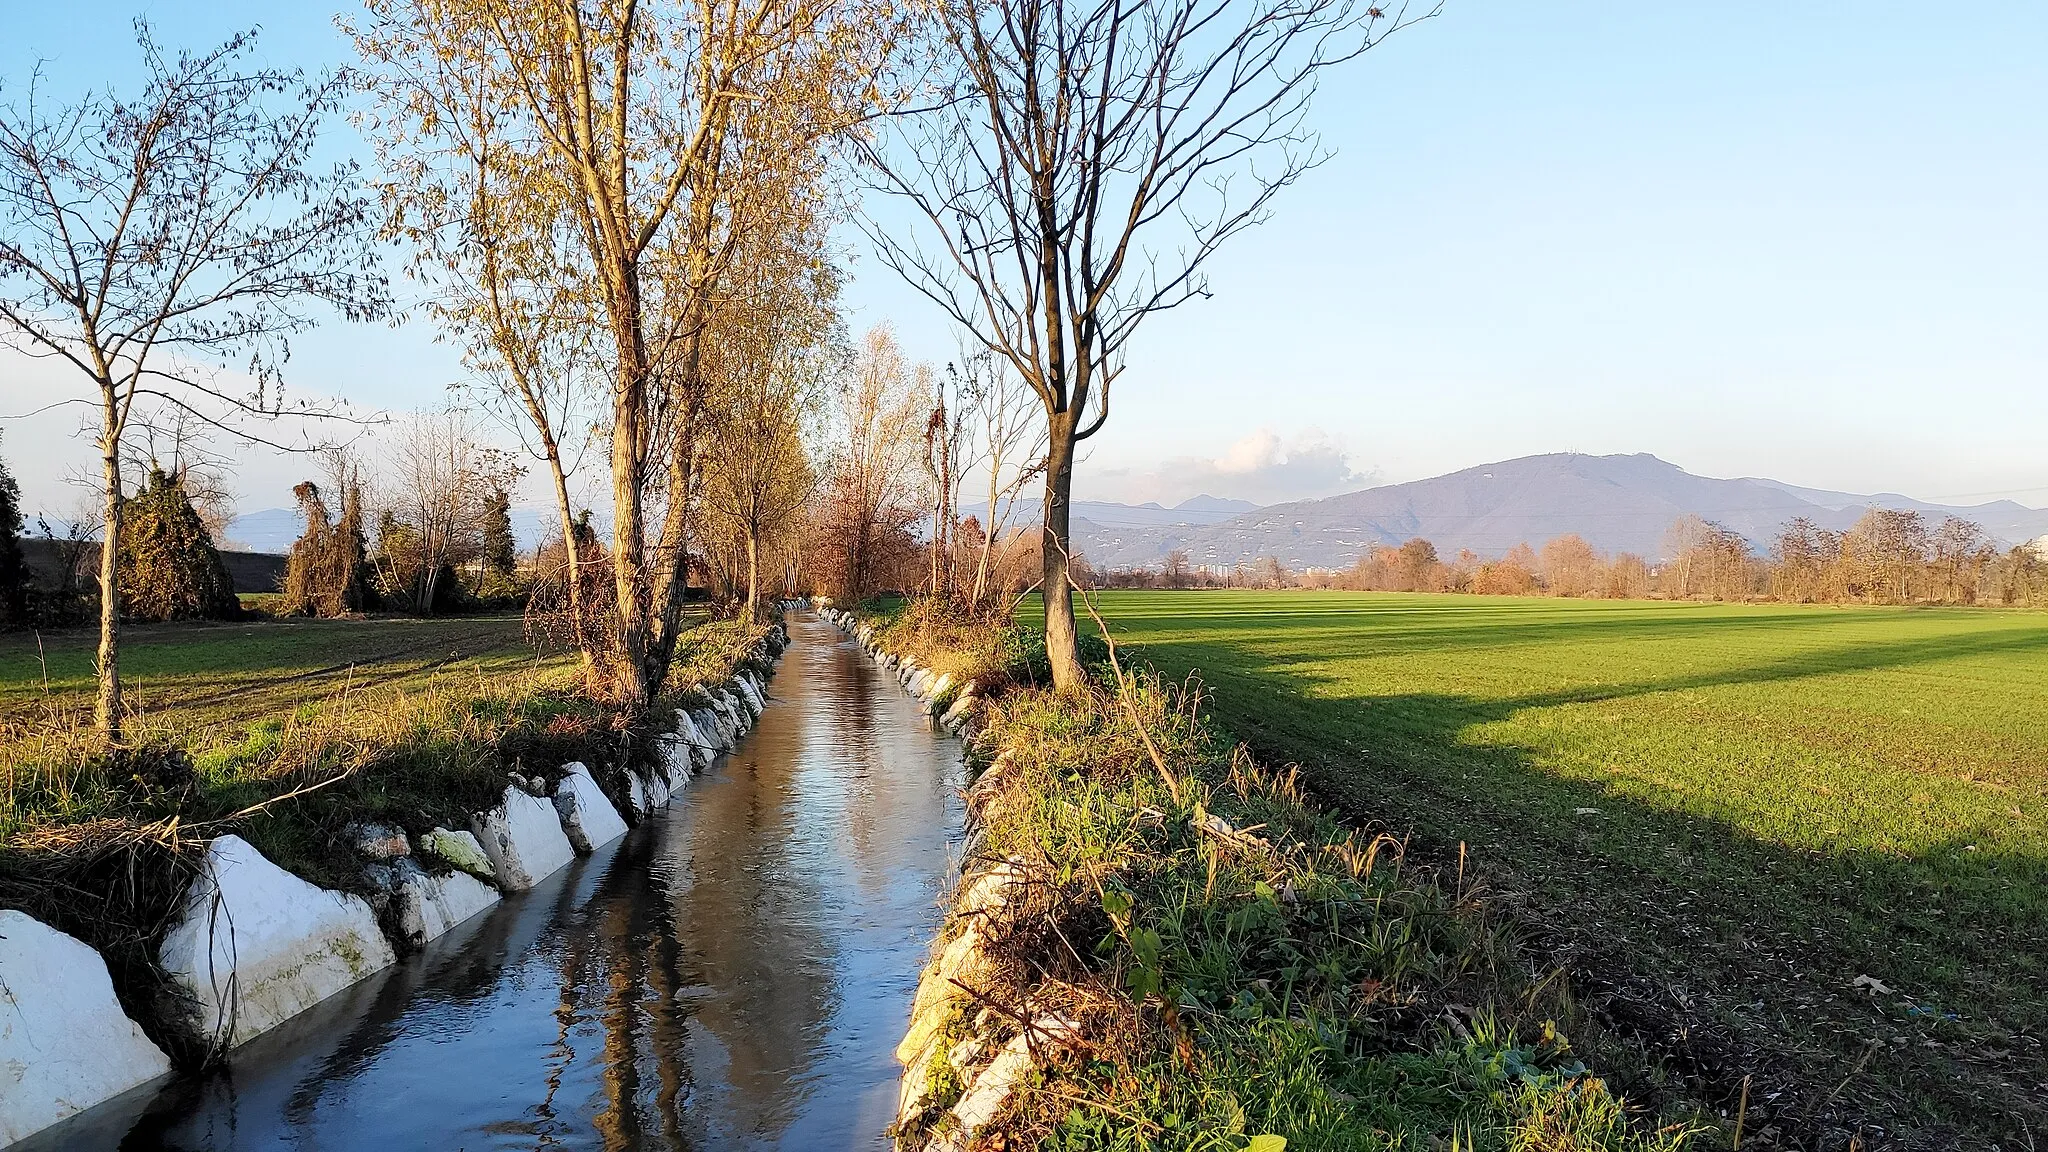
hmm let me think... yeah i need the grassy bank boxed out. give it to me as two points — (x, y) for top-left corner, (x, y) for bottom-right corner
(1072, 590), (2048, 1149)
(0, 611), (768, 1060)
(861, 600), (1703, 1151)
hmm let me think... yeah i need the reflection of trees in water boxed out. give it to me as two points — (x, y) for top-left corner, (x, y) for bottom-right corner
(538, 826), (699, 1149)
(822, 637), (887, 891)
(818, 628), (961, 900)
(660, 677), (840, 1140)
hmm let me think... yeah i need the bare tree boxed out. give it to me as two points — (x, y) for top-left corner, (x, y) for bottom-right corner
(863, 0), (1431, 690)
(354, 18), (603, 658)
(1843, 508), (1928, 604)
(1538, 534), (1601, 598)
(1771, 516), (1837, 604)
(957, 343), (1046, 607)
(0, 25), (386, 739)
(373, 410), (516, 614)
(33, 493), (105, 621)
(1605, 553), (1650, 600)
(922, 360), (971, 600)
(817, 325), (928, 600)
(1162, 548), (1192, 589)
(120, 404), (240, 542)
(1929, 516), (1988, 604)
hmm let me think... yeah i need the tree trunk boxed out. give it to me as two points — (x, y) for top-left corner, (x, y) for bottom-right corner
(645, 402), (701, 697)
(745, 528), (760, 623)
(974, 451), (1000, 607)
(543, 448), (591, 674)
(95, 426), (123, 742)
(418, 561), (441, 616)
(609, 355), (651, 707)
(1040, 412), (1084, 693)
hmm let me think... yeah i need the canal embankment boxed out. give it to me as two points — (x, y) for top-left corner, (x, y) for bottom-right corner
(1, 620), (790, 1148)
(826, 599), (1706, 1152)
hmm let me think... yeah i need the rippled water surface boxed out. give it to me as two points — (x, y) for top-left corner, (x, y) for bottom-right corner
(43, 616), (963, 1151)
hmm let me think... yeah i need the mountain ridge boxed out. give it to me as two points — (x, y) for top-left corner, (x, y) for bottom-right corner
(1070, 453), (2048, 570)
(219, 452), (2045, 570)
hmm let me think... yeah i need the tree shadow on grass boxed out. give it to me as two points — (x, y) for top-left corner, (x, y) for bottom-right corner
(1146, 634), (2048, 1152)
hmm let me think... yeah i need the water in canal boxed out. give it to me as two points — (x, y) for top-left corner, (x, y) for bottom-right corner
(34, 616), (963, 1151)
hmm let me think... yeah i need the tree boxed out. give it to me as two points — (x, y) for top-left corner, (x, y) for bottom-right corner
(1538, 534), (1601, 598)
(1395, 538), (1441, 592)
(354, 9), (602, 659)
(816, 326), (929, 600)
(281, 461), (372, 618)
(1771, 516), (1834, 603)
(1604, 553), (1650, 600)
(698, 239), (839, 621)
(1929, 516), (1988, 604)
(1842, 508), (1928, 604)
(33, 496), (102, 625)
(117, 468), (239, 622)
(354, 0), (893, 706)
(958, 345), (1045, 607)
(864, 0), (1429, 690)
(1662, 515), (1710, 599)
(1987, 545), (2048, 607)
(0, 437), (25, 629)
(1473, 545), (1538, 596)
(1244, 555), (1291, 589)
(121, 406), (240, 543)
(0, 25), (386, 739)
(1162, 548), (1192, 589)
(922, 361), (970, 600)
(373, 410), (513, 614)
(480, 487), (518, 580)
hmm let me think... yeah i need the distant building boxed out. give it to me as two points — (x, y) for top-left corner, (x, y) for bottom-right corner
(2029, 535), (2048, 562)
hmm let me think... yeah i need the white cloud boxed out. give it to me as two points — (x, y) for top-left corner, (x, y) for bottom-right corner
(1085, 427), (1378, 507)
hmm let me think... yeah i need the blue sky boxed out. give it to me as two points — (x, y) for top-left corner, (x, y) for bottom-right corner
(3, 1), (2044, 517)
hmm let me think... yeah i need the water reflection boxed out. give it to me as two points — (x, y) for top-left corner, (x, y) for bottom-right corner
(34, 616), (961, 1152)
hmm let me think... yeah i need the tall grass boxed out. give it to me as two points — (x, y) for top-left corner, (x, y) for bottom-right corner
(873, 600), (1702, 1150)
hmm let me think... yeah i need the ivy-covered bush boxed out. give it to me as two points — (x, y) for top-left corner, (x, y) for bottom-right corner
(117, 468), (239, 622)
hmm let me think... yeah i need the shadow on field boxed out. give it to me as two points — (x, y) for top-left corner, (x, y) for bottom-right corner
(1171, 651), (2047, 1152)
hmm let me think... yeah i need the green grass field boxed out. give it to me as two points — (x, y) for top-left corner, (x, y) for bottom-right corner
(1084, 591), (2048, 1147)
(0, 615), (546, 734)
(0, 616), (574, 843)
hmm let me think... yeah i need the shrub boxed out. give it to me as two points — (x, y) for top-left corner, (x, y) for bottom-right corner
(280, 479), (371, 617)
(117, 468), (239, 622)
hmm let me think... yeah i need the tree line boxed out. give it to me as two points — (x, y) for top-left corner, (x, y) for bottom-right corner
(5, 0), (1429, 739)
(1092, 509), (2048, 607)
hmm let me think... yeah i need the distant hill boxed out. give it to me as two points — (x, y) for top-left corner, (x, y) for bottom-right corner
(1174, 494), (1260, 514)
(1071, 453), (2048, 570)
(221, 507), (304, 553)
(965, 495), (1260, 534)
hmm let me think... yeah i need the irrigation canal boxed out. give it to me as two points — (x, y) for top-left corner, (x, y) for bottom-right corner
(32, 615), (965, 1151)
